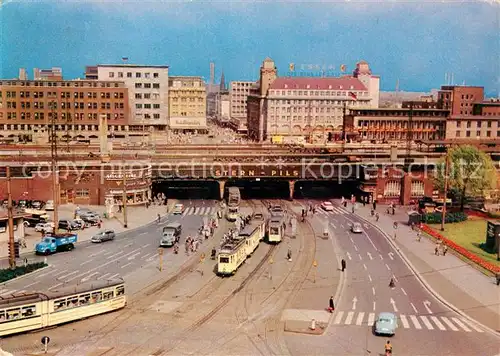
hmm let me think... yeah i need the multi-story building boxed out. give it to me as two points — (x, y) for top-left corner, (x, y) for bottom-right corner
(229, 81), (254, 118)
(437, 85), (484, 116)
(34, 67), (63, 81)
(0, 79), (129, 142)
(247, 58), (380, 142)
(353, 107), (448, 143)
(215, 90), (230, 122)
(168, 76), (207, 132)
(90, 64), (169, 131)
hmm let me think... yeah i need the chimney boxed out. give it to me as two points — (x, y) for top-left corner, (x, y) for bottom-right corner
(19, 68), (27, 80)
(210, 62), (215, 85)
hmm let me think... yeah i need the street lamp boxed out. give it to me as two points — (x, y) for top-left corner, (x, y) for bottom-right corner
(440, 151), (450, 231)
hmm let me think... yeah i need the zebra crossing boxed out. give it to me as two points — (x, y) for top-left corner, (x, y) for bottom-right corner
(333, 311), (484, 333)
(181, 206), (216, 217)
(317, 207), (348, 215)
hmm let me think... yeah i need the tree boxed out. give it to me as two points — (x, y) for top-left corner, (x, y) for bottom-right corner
(434, 145), (496, 211)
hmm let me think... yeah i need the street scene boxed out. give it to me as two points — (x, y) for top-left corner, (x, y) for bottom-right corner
(1, 1), (499, 355)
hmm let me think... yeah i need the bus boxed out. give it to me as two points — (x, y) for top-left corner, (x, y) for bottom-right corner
(0, 278), (126, 337)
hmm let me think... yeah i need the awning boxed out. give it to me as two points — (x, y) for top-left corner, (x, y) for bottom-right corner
(170, 126), (208, 130)
(108, 188), (150, 195)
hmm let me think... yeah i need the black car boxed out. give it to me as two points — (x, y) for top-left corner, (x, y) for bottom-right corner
(58, 219), (78, 231)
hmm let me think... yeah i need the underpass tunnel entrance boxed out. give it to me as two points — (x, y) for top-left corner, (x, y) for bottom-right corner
(293, 180), (360, 200)
(226, 179), (290, 200)
(152, 180), (219, 200)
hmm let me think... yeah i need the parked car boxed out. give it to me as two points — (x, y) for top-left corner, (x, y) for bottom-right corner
(321, 201), (334, 211)
(58, 219), (78, 231)
(91, 230), (116, 243)
(72, 219), (86, 229)
(79, 213), (100, 225)
(351, 222), (363, 233)
(35, 222), (54, 233)
(374, 312), (398, 336)
(45, 200), (54, 211)
(172, 204), (185, 215)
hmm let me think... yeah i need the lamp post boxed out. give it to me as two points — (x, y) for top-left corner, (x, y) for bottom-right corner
(441, 151), (450, 231)
(121, 155), (128, 228)
(50, 101), (59, 234)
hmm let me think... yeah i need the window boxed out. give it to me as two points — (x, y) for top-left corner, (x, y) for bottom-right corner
(118, 72), (123, 78)
(91, 291), (102, 303)
(476, 131), (480, 137)
(144, 104), (151, 109)
(384, 181), (401, 197)
(477, 121), (482, 128)
(144, 93), (151, 99)
(76, 189), (89, 198)
(127, 72), (132, 78)
(135, 93), (142, 99)
(487, 131), (491, 137)
(455, 131), (460, 137)
(153, 83), (160, 89)
(144, 73), (150, 78)
(153, 113), (160, 119)
(109, 72), (115, 78)
(116, 285), (125, 296)
(467, 121), (471, 128)
(144, 83), (151, 89)
(466, 131), (471, 137)
(136, 104), (142, 109)
(67, 297), (78, 308)
(135, 83), (142, 88)
(103, 291), (114, 300)
(153, 104), (160, 109)
(488, 121), (492, 128)
(153, 73), (159, 78)
(411, 181), (425, 197)
(134, 72), (141, 78)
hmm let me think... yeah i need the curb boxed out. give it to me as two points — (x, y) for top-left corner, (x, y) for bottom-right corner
(355, 211), (500, 338)
(0, 264), (52, 287)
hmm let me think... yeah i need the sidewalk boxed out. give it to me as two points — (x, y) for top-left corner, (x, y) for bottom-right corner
(0, 200), (177, 265)
(354, 202), (500, 333)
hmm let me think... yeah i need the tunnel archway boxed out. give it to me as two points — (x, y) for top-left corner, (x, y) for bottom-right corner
(225, 179), (290, 200)
(152, 180), (219, 200)
(293, 180), (360, 199)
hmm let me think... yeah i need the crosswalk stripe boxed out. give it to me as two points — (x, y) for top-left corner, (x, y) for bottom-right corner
(333, 311), (344, 325)
(441, 317), (459, 331)
(367, 313), (375, 326)
(399, 314), (410, 328)
(420, 316), (434, 330)
(345, 311), (354, 325)
(451, 317), (471, 332)
(459, 317), (483, 333)
(410, 315), (422, 329)
(194, 207), (200, 215)
(356, 312), (365, 326)
(182, 208), (190, 216)
(430, 316), (446, 331)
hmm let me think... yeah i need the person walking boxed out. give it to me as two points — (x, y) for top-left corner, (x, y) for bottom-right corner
(443, 245), (448, 256)
(434, 244), (440, 256)
(341, 259), (346, 272)
(328, 296), (335, 313)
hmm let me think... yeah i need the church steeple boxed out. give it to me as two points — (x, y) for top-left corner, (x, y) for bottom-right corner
(219, 71), (226, 91)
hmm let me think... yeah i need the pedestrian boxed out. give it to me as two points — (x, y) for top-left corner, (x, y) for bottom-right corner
(328, 296), (335, 313)
(375, 213), (379, 222)
(373, 200), (377, 211)
(351, 205), (355, 213)
(443, 245), (448, 256)
(416, 231), (421, 242)
(341, 259), (346, 272)
(371, 209), (374, 217)
(434, 244), (439, 256)
(496, 273), (500, 286)
(287, 248), (292, 262)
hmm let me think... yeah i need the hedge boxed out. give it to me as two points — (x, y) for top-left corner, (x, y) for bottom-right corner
(0, 262), (48, 283)
(422, 212), (468, 224)
(420, 224), (500, 274)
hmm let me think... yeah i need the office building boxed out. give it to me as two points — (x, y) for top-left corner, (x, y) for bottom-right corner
(91, 64), (169, 130)
(168, 76), (207, 132)
(33, 67), (63, 81)
(0, 79), (129, 142)
(247, 58), (380, 142)
(230, 81), (254, 119)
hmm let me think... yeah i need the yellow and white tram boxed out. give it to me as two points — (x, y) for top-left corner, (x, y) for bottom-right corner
(238, 220), (266, 257)
(217, 239), (247, 276)
(267, 216), (285, 243)
(0, 279), (126, 337)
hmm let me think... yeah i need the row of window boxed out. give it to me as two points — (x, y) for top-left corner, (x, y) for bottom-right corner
(456, 120), (499, 128)
(109, 71), (160, 79)
(135, 104), (161, 109)
(53, 285), (124, 312)
(455, 131), (499, 138)
(358, 121), (442, 129)
(269, 90), (367, 97)
(354, 111), (447, 117)
(1, 112), (124, 121)
(134, 113), (161, 119)
(268, 99), (363, 106)
(9, 102), (125, 110)
(134, 93), (160, 100)
(76, 189), (90, 198)
(269, 115), (342, 122)
(171, 97), (204, 102)
(170, 111), (205, 116)
(134, 83), (160, 89)
(1, 91), (124, 99)
(0, 124), (128, 131)
(384, 181), (425, 197)
(0, 81), (121, 88)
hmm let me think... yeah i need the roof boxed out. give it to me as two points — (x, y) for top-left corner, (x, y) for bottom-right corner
(97, 64), (169, 69)
(269, 77), (367, 91)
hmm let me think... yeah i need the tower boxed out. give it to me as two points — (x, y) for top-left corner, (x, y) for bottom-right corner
(220, 71), (226, 91)
(210, 62), (215, 85)
(260, 57), (277, 96)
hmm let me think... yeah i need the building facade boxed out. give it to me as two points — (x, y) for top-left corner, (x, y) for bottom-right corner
(93, 64), (169, 130)
(247, 58), (380, 143)
(437, 85), (484, 116)
(0, 79), (129, 142)
(168, 76), (207, 132)
(34, 67), (63, 81)
(353, 107), (448, 143)
(229, 81), (254, 119)
(215, 90), (230, 122)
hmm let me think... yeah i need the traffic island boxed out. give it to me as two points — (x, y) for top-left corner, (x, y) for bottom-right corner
(0, 262), (48, 283)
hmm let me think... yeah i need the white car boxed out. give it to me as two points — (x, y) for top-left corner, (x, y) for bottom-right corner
(45, 200), (54, 211)
(35, 222), (54, 233)
(172, 204), (185, 215)
(321, 201), (334, 211)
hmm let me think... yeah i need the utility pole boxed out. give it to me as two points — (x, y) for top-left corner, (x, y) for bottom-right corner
(341, 101), (347, 153)
(7, 167), (15, 268)
(122, 160), (128, 228)
(50, 101), (59, 234)
(441, 151), (450, 231)
(404, 101), (414, 171)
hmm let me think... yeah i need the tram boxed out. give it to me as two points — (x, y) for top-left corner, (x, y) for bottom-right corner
(226, 187), (241, 222)
(267, 215), (285, 243)
(0, 279), (126, 337)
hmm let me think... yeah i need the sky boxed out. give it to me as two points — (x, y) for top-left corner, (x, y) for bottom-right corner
(0, 0), (499, 96)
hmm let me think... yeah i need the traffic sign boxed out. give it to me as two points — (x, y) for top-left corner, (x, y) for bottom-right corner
(41, 336), (50, 345)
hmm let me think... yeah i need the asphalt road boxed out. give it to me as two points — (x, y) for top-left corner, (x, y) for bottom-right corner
(0, 200), (220, 297)
(285, 199), (500, 356)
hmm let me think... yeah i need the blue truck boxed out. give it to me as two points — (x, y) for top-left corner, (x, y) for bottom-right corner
(35, 233), (78, 255)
